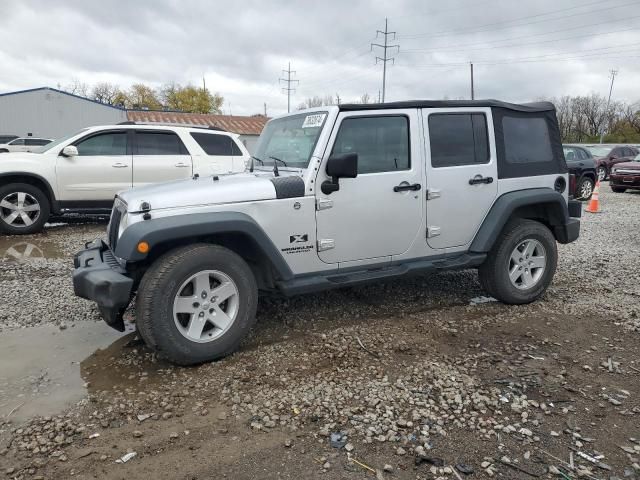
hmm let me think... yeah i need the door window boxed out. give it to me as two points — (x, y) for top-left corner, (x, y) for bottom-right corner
(331, 116), (409, 174)
(9, 138), (25, 145)
(135, 131), (187, 155)
(76, 132), (127, 156)
(190, 132), (242, 156)
(429, 113), (489, 167)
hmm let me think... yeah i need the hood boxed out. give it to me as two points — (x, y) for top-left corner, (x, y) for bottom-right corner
(613, 161), (640, 171)
(118, 171), (298, 212)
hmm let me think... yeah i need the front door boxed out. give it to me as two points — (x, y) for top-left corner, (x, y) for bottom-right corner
(56, 130), (132, 202)
(132, 130), (192, 187)
(315, 110), (423, 264)
(423, 108), (498, 249)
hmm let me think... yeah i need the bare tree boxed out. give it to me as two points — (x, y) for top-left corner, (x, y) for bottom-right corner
(64, 79), (90, 97)
(91, 82), (122, 105)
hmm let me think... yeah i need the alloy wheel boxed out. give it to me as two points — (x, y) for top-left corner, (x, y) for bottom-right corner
(0, 192), (41, 228)
(597, 166), (607, 181)
(508, 239), (546, 290)
(580, 180), (593, 200)
(173, 270), (240, 343)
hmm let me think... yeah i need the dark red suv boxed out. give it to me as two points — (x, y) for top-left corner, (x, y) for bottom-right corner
(584, 145), (639, 181)
(610, 154), (640, 193)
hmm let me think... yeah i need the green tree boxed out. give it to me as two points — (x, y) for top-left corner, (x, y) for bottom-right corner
(126, 84), (162, 110)
(161, 83), (223, 114)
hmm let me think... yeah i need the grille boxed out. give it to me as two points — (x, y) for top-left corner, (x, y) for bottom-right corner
(108, 206), (123, 250)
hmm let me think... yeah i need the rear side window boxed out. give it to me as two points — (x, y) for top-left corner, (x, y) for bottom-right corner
(25, 138), (50, 146)
(10, 138), (25, 145)
(190, 132), (243, 156)
(135, 131), (187, 155)
(428, 113), (489, 167)
(502, 117), (553, 164)
(331, 116), (410, 174)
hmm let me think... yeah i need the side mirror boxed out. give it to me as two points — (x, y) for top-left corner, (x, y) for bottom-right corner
(321, 153), (358, 194)
(61, 145), (78, 157)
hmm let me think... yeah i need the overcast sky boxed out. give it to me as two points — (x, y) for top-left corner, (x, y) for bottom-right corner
(1, 0), (639, 116)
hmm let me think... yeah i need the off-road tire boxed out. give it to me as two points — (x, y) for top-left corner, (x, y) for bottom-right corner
(136, 244), (258, 365)
(611, 186), (627, 193)
(478, 219), (557, 305)
(0, 183), (50, 235)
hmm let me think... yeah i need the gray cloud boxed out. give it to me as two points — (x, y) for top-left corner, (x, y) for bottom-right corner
(1, 0), (639, 115)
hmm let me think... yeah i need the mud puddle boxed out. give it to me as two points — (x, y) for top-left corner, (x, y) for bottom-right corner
(0, 322), (135, 423)
(0, 237), (65, 261)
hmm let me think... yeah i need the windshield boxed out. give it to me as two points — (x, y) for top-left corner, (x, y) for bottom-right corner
(585, 146), (613, 157)
(253, 112), (328, 169)
(33, 128), (89, 153)
(634, 154), (640, 162)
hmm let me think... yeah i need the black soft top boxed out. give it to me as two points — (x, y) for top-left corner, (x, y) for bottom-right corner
(338, 99), (555, 113)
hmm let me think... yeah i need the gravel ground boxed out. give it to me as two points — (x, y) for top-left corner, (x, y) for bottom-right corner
(0, 187), (639, 479)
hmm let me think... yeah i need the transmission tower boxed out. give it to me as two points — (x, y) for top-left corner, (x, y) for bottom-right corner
(279, 62), (299, 113)
(371, 18), (399, 103)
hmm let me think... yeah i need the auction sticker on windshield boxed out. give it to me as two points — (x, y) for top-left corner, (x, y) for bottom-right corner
(302, 114), (326, 128)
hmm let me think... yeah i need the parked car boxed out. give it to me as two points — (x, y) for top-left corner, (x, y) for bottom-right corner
(0, 135), (19, 144)
(583, 144), (639, 181)
(0, 137), (53, 153)
(562, 144), (597, 200)
(72, 100), (581, 365)
(609, 153), (640, 193)
(0, 124), (250, 234)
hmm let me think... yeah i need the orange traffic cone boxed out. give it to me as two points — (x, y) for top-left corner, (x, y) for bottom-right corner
(585, 180), (601, 213)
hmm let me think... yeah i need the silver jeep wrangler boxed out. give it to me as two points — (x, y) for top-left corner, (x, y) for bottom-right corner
(73, 100), (581, 365)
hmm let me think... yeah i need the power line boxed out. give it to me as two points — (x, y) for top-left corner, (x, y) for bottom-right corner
(398, 0), (634, 40)
(279, 62), (299, 113)
(371, 18), (399, 103)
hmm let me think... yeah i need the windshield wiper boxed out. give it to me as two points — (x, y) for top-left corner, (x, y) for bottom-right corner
(249, 156), (264, 173)
(269, 156), (287, 177)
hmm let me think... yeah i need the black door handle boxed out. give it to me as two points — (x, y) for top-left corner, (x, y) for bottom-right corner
(394, 183), (422, 192)
(469, 175), (494, 185)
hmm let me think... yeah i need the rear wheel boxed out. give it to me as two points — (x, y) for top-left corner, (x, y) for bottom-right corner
(576, 177), (594, 200)
(0, 183), (50, 235)
(478, 219), (557, 304)
(611, 186), (627, 193)
(136, 244), (258, 365)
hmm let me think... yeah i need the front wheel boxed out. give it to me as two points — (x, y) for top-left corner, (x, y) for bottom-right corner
(136, 244), (258, 365)
(576, 177), (594, 200)
(597, 166), (608, 181)
(478, 219), (557, 305)
(0, 183), (50, 235)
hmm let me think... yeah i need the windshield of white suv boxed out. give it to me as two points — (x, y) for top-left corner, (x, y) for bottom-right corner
(253, 112), (328, 169)
(33, 128), (89, 153)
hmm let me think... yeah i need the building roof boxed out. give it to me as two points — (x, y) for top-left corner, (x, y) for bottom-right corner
(0, 86), (126, 110)
(339, 99), (556, 113)
(127, 110), (268, 135)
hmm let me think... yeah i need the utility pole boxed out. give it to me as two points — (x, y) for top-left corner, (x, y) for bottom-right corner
(279, 62), (299, 113)
(470, 62), (475, 100)
(371, 18), (399, 103)
(335, 93), (341, 105)
(599, 69), (618, 144)
(264, 102), (267, 116)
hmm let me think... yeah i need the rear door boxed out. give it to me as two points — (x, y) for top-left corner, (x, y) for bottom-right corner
(8, 138), (27, 152)
(423, 108), (498, 249)
(189, 132), (243, 174)
(56, 130), (132, 202)
(132, 130), (192, 187)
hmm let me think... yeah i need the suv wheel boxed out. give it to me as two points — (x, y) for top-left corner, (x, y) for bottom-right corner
(0, 183), (50, 235)
(479, 219), (557, 304)
(136, 244), (258, 365)
(611, 186), (627, 193)
(576, 177), (594, 200)
(597, 166), (607, 181)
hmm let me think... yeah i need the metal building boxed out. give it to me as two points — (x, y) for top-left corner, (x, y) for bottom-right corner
(0, 87), (127, 138)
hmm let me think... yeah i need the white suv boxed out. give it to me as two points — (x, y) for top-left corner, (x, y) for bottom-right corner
(0, 124), (250, 234)
(0, 137), (53, 153)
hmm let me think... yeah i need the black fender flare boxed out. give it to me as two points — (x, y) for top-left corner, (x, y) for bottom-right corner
(470, 188), (574, 252)
(114, 211), (294, 280)
(0, 171), (59, 212)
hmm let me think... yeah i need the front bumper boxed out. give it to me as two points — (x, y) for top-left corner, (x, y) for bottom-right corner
(72, 239), (133, 331)
(610, 173), (640, 189)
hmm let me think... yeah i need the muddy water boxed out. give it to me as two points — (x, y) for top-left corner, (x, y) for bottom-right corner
(0, 237), (65, 261)
(0, 322), (133, 423)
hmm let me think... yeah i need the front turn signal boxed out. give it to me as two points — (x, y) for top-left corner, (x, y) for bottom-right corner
(137, 241), (150, 254)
